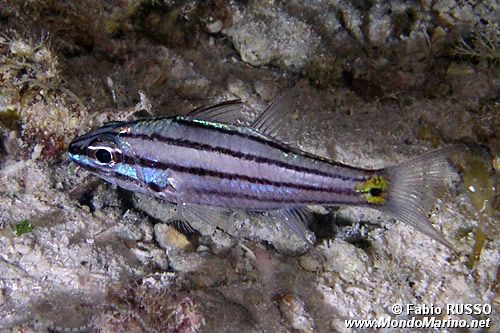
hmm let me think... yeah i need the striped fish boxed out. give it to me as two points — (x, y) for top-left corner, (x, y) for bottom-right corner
(68, 91), (460, 250)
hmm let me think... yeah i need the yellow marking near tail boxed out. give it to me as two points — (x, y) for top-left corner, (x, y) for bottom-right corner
(356, 175), (390, 204)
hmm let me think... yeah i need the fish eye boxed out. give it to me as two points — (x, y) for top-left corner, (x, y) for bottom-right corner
(95, 148), (113, 164)
(87, 137), (123, 166)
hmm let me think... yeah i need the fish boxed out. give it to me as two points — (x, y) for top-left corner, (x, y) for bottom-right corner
(68, 90), (461, 251)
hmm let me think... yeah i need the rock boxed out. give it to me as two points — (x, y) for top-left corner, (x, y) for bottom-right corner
(367, 3), (393, 47)
(206, 20), (223, 34)
(275, 292), (315, 332)
(226, 4), (319, 71)
(154, 223), (191, 251)
(322, 239), (369, 281)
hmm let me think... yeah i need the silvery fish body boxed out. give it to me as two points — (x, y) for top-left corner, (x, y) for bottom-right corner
(70, 116), (372, 210)
(68, 95), (461, 250)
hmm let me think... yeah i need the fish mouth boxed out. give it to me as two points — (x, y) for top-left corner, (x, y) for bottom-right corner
(68, 137), (89, 165)
(68, 138), (84, 158)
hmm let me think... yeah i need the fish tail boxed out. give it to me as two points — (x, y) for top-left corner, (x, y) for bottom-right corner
(374, 145), (465, 251)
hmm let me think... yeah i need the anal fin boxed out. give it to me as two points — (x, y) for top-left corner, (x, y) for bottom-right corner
(177, 203), (238, 241)
(168, 218), (196, 235)
(267, 207), (316, 247)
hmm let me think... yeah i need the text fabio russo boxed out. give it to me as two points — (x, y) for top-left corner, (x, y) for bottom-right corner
(391, 303), (492, 316)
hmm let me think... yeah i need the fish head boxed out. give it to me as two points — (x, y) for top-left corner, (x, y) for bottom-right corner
(69, 120), (178, 199)
(68, 122), (142, 189)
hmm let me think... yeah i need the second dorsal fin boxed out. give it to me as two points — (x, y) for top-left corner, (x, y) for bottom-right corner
(251, 88), (302, 137)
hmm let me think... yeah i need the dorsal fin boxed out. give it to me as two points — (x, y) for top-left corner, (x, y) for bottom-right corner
(186, 99), (245, 124)
(251, 88), (302, 137)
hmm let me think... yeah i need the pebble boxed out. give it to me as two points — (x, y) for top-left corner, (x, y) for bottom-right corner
(207, 20), (223, 34)
(154, 223), (191, 251)
(276, 292), (315, 332)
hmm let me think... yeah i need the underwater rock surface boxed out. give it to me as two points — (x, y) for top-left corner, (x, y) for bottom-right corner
(0, 0), (498, 332)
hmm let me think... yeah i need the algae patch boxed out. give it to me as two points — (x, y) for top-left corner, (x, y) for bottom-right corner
(462, 157), (494, 214)
(461, 156), (496, 269)
(417, 123), (442, 148)
(12, 219), (35, 236)
(467, 227), (488, 270)
(0, 109), (20, 130)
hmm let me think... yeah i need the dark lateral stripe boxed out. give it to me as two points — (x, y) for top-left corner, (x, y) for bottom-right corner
(191, 188), (357, 206)
(81, 164), (142, 187)
(108, 168), (356, 205)
(82, 160), (359, 205)
(123, 154), (357, 196)
(172, 118), (365, 174)
(120, 130), (366, 183)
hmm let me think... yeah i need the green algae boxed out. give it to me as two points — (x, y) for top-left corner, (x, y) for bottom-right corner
(0, 109), (20, 130)
(467, 227), (487, 270)
(12, 219), (35, 236)
(462, 157), (494, 214)
(461, 156), (495, 269)
(104, 19), (124, 38)
(417, 123), (441, 148)
(303, 55), (343, 89)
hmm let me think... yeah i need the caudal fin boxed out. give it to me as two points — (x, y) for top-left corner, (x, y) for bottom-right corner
(378, 145), (465, 251)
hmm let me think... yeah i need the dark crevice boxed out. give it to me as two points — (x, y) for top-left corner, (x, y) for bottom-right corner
(77, 190), (96, 212)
